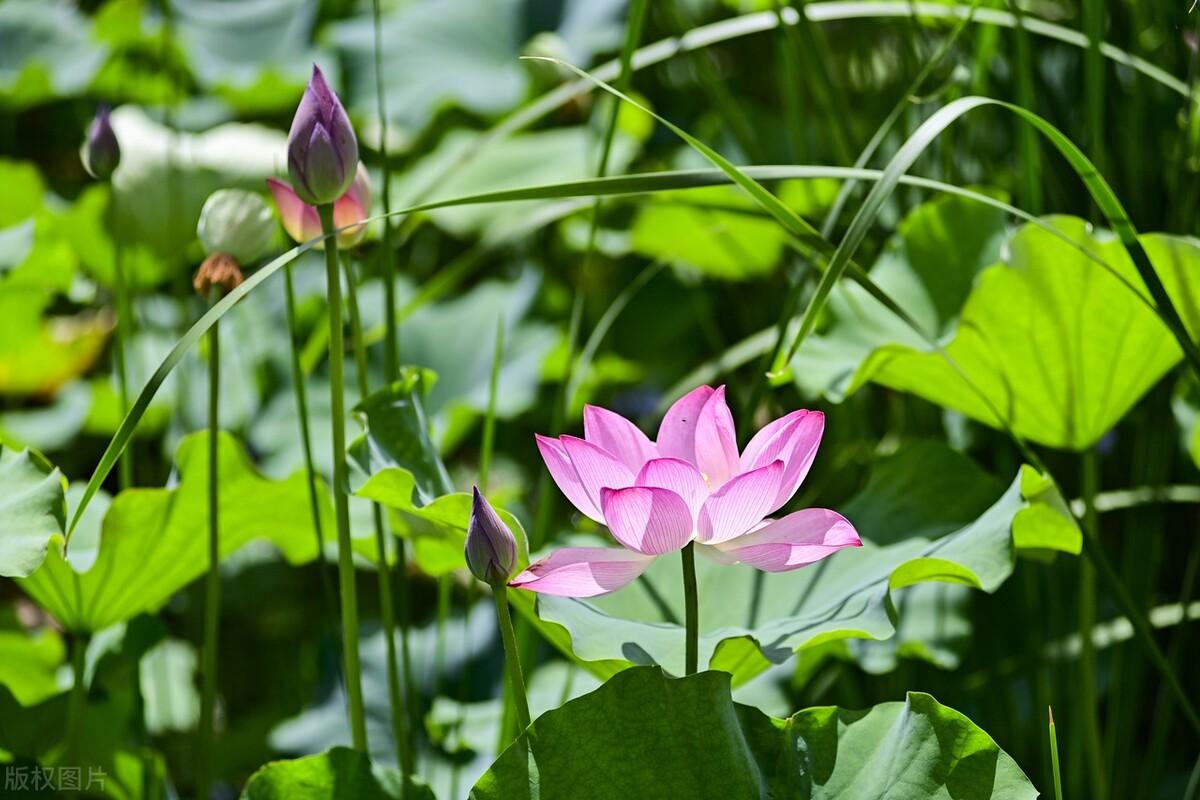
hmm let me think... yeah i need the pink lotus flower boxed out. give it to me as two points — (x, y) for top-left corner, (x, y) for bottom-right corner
(267, 162), (372, 249)
(511, 385), (860, 597)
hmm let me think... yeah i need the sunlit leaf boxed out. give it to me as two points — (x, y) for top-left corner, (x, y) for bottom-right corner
(864, 220), (1189, 450)
(0, 446), (66, 578)
(470, 667), (1036, 799)
(241, 746), (402, 800)
(0, 628), (64, 706)
(18, 432), (329, 631)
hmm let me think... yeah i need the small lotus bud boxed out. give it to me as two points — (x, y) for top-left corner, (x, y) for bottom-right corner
(197, 189), (276, 264)
(465, 487), (518, 587)
(287, 65), (358, 206)
(193, 252), (244, 298)
(82, 105), (120, 181)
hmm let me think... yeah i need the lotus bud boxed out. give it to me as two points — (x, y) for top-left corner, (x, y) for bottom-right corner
(82, 105), (120, 181)
(268, 162), (371, 249)
(287, 65), (358, 206)
(197, 189), (276, 264)
(465, 487), (518, 587)
(193, 252), (244, 298)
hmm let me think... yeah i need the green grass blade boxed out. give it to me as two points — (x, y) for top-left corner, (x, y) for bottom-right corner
(1049, 706), (1064, 800)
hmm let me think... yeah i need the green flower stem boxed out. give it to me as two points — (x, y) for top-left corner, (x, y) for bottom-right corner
(197, 288), (222, 800)
(1080, 447), (1107, 800)
(112, 237), (134, 489)
(64, 631), (90, 763)
(681, 541), (699, 675)
(282, 264), (336, 617)
(434, 575), (450, 698)
(317, 203), (367, 753)
(340, 252), (413, 774)
(493, 585), (531, 735)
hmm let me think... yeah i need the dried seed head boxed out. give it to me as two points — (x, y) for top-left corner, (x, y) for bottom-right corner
(193, 252), (245, 298)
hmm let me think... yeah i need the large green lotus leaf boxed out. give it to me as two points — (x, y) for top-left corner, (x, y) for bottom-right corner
(392, 127), (636, 241)
(0, 628), (64, 706)
(241, 747), (397, 800)
(470, 667), (1037, 800)
(630, 186), (790, 280)
(629, 181), (842, 281)
(0, 286), (111, 396)
(429, 659), (787, 780)
(510, 465), (1080, 686)
(332, 0), (623, 141)
(332, 0), (523, 137)
(0, 445), (66, 578)
(1173, 375), (1200, 470)
(840, 440), (1004, 544)
(838, 440), (1003, 673)
(885, 189), (1009, 330)
(0, 1), (106, 108)
(397, 274), (557, 431)
(18, 432), (330, 632)
(171, 0), (327, 114)
(805, 214), (1195, 451)
(108, 106), (286, 268)
(793, 193), (1007, 400)
(429, 661), (602, 759)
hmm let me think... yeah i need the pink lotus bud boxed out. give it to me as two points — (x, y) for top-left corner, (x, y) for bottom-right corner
(267, 163), (371, 249)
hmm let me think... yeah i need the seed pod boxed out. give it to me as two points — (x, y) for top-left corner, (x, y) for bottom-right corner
(197, 189), (276, 264)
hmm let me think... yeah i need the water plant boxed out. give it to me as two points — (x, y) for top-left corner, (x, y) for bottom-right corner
(1, 1), (1198, 798)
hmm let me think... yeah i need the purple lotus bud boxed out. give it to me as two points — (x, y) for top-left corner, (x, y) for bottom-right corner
(82, 105), (120, 181)
(287, 65), (358, 206)
(465, 487), (517, 587)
